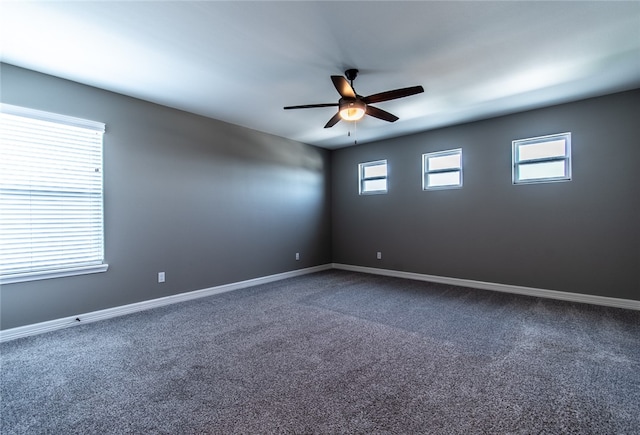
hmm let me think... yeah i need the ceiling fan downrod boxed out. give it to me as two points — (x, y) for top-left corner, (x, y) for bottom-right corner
(345, 68), (359, 89)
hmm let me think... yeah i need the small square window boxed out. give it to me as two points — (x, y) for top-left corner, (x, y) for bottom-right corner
(513, 133), (571, 184)
(359, 160), (387, 194)
(423, 149), (462, 190)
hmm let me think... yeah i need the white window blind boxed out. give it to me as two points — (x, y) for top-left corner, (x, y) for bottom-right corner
(0, 104), (108, 284)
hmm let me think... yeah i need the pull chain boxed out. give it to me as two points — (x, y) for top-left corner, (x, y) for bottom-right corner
(354, 120), (358, 145)
(347, 122), (358, 145)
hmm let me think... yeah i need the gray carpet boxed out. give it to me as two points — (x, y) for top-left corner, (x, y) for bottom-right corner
(1, 270), (639, 434)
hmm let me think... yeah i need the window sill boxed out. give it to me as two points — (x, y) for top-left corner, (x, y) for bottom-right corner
(359, 190), (388, 195)
(0, 264), (109, 285)
(423, 184), (463, 191)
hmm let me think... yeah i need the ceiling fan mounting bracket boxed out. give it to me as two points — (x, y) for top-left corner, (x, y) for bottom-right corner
(345, 69), (359, 82)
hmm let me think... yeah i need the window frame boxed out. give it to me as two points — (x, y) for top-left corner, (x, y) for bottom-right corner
(358, 159), (388, 195)
(422, 148), (463, 190)
(512, 132), (571, 185)
(0, 103), (108, 284)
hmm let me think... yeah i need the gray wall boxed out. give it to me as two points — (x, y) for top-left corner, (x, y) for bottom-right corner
(0, 64), (332, 329)
(331, 89), (640, 301)
(2, 63), (638, 331)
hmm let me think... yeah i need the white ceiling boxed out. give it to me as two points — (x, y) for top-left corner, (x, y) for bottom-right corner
(1, 1), (639, 149)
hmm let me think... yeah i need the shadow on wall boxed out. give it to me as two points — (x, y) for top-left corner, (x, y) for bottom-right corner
(141, 107), (327, 173)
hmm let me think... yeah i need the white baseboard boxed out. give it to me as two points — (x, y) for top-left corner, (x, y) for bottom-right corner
(0, 264), (332, 343)
(3, 262), (637, 343)
(332, 263), (640, 311)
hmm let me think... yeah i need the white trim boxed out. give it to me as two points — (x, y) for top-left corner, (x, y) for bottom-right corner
(332, 263), (640, 311)
(0, 265), (331, 343)
(0, 103), (105, 132)
(0, 264), (109, 285)
(3, 263), (637, 343)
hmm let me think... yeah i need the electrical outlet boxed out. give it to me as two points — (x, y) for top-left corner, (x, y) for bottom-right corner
(376, 252), (382, 260)
(158, 272), (165, 283)
(295, 252), (300, 261)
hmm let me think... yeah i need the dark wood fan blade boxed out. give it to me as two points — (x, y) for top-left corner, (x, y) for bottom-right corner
(324, 112), (342, 128)
(284, 103), (338, 110)
(362, 86), (424, 104)
(331, 76), (356, 98)
(366, 105), (399, 123)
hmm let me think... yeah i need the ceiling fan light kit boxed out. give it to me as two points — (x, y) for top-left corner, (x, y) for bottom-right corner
(339, 99), (366, 121)
(284, 68), (424, 129)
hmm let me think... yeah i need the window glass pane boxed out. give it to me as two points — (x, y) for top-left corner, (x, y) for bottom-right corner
(362, 178), (387, 192)
(518, 139), (566, 161)
(518, 161), (566, 181)
(427, 153), (461, 171)
(363, 163), (387, 178)
(427, 171), (461, 187)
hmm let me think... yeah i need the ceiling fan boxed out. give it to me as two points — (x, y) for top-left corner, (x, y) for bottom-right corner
(284, 69), (424, 128)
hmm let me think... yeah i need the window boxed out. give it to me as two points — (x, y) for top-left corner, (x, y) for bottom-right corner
(423, 148), (462, 190)
(359, 160), (387, 194)
(0, 104), (108, 284)
(513, 132), (571, 184)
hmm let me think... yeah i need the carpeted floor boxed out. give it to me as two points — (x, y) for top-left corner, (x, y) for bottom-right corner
(1, 270), (639, 434)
